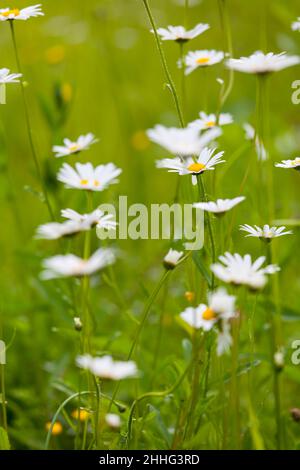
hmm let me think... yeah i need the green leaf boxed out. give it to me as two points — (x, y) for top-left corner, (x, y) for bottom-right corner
(192, 251), (212, 287)
(0, 427), (10, 450)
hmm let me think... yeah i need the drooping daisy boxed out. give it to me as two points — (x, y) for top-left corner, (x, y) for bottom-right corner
(0, 68), (22, 83)
(211, 252), (280, 290)
(76, 355), (138, 380)
(41, 248), (115, 279)
(292, 18), (300, 32)
(184, 50), (224, 75)
(154, 23), (209, 43)
(163, 249), (184, 270)
(0, 4), (44, 21)
(147, 125), (221, 157)
(189, 112), (233, 131)
(61, 208), (117, 231)
(156, 147), (225, 178)
(226, 51), (300, 74)
(57, 162), (122, 191)
(36, 220), (83, 240)
(53, 133), (98, 158)
(194, 196), (245, 215)
(275, 157), (300, 170)
(243, 123), (267, 161)
(239, 224), (292, 240)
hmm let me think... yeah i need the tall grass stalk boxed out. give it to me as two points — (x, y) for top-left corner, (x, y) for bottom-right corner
(217, 0), (234, 109)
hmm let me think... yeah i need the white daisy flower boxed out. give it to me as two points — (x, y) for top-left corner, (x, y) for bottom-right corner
(239, 224), (292, 240)
(61, 208), (117, 231)
(180, 288), (236, 331)
(226, 51), (300, 74)
(292, 18), (300, 32)
(163, 249), (184, 270)
(184, 50), (224, 75)
(105, 414), (121, 429)
(36, 220), (83, 240)
(217, 322), (233, 356)
(57, 162), (122, 192)
(41, 248), (115, 279)
(0, 4), (44, 21)
(194, 196), (245, 215)
(156, 147), (225, 177)
(243, 123), (267, 161)
(211, 252), (280, 290)
(189, 112), (233, 131)
(0, 68), (22, 83)
(53, 133), (98, 158)
(275, 157), (300, 170)
(147, 125), (221, 157)
(76, 355), (138, 380)
(154, 23), (209, 43)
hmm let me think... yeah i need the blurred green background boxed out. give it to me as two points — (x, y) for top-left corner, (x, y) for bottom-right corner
(0, 0), (300, 449)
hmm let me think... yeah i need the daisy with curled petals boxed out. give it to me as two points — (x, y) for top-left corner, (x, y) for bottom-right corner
(53, 133), (98, 158)
(292, 18), (300, 32)
(156, 147), (225, 183)
(61, 208), (117, 231)
(194, 197), (245, 216)
(0, 68), (22, 83)
(76, 355), (138, 380)
(239, 224), (292, 241)
(275, 157), (300, 171)
(147, 125), (221, 157)
(189, 112), (233, 131)
(180, 288), (236, 355)
(41, 248), (115, 280)
(226, 51), (300, 74)
(0, 4), (44, 21)
(57, 162), (122, 191)
(184, 50), (224, 75)
(163, 249), (184, 270)
(211, 252), (280, 290)
(154, 23), (209, 43)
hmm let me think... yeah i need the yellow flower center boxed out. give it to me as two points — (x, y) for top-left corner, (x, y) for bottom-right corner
(196, 57), (209, 65)
(69, 144), (80, 152)
(292, 157), (300, 165)
(2, 8), (20, 17)
(94, 180), (100, 187)
(202, 307), (216, 321)
(206, 120), (216, 127)
(187, 162), (206, 173)
(80, 179), (89, 186)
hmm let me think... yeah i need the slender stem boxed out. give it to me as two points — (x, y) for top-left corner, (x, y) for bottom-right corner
(9, 21), (54, 220)
(179, 43), (186, 117)
(0, 364), (7, 431)
(218, 0), (234, 108)
(141, 0), (185, 127)
(184, 0), (189, 28)
(197, 175), (216, 289)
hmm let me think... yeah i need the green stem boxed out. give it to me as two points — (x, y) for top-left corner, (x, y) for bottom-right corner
(9, 21), (54, 220)
(197, 175), (216, 289)
(0, 364), (7, 431)
(141, 0), (185, 127)
(218, 0), (234, 108)
(179, 42), (186, 117)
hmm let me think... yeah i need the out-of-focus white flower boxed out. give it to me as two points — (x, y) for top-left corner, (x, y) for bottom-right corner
(211, 252), (280, 290)
(217, 322), (233, 356)
(61, 208), (117, 231)
(274, 349), (285, 370)
(156, 147), (225, 178)
(57, 162), (122, 191)
(0, 68), (22, 83)
(226, 51), (300, 74)
(154, 23), (209, 42)
(163, 249), (184, 269)
(76, 355), (138, 380)
(147, 125), (221, 157)
(105, 414), (121, 429)
(292, 18), (300, 32)
(275, 157), (300, 170)
(53, 133), (98, 157)
(184, 50), (224, 75)
(239, 224), (292, 240)
(194, 197), (245, 215)
(0, 4), (43, 21)
(41, 248), (115, 279)
(189, 112), (233, 130)
(243, 123), (267, 161)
